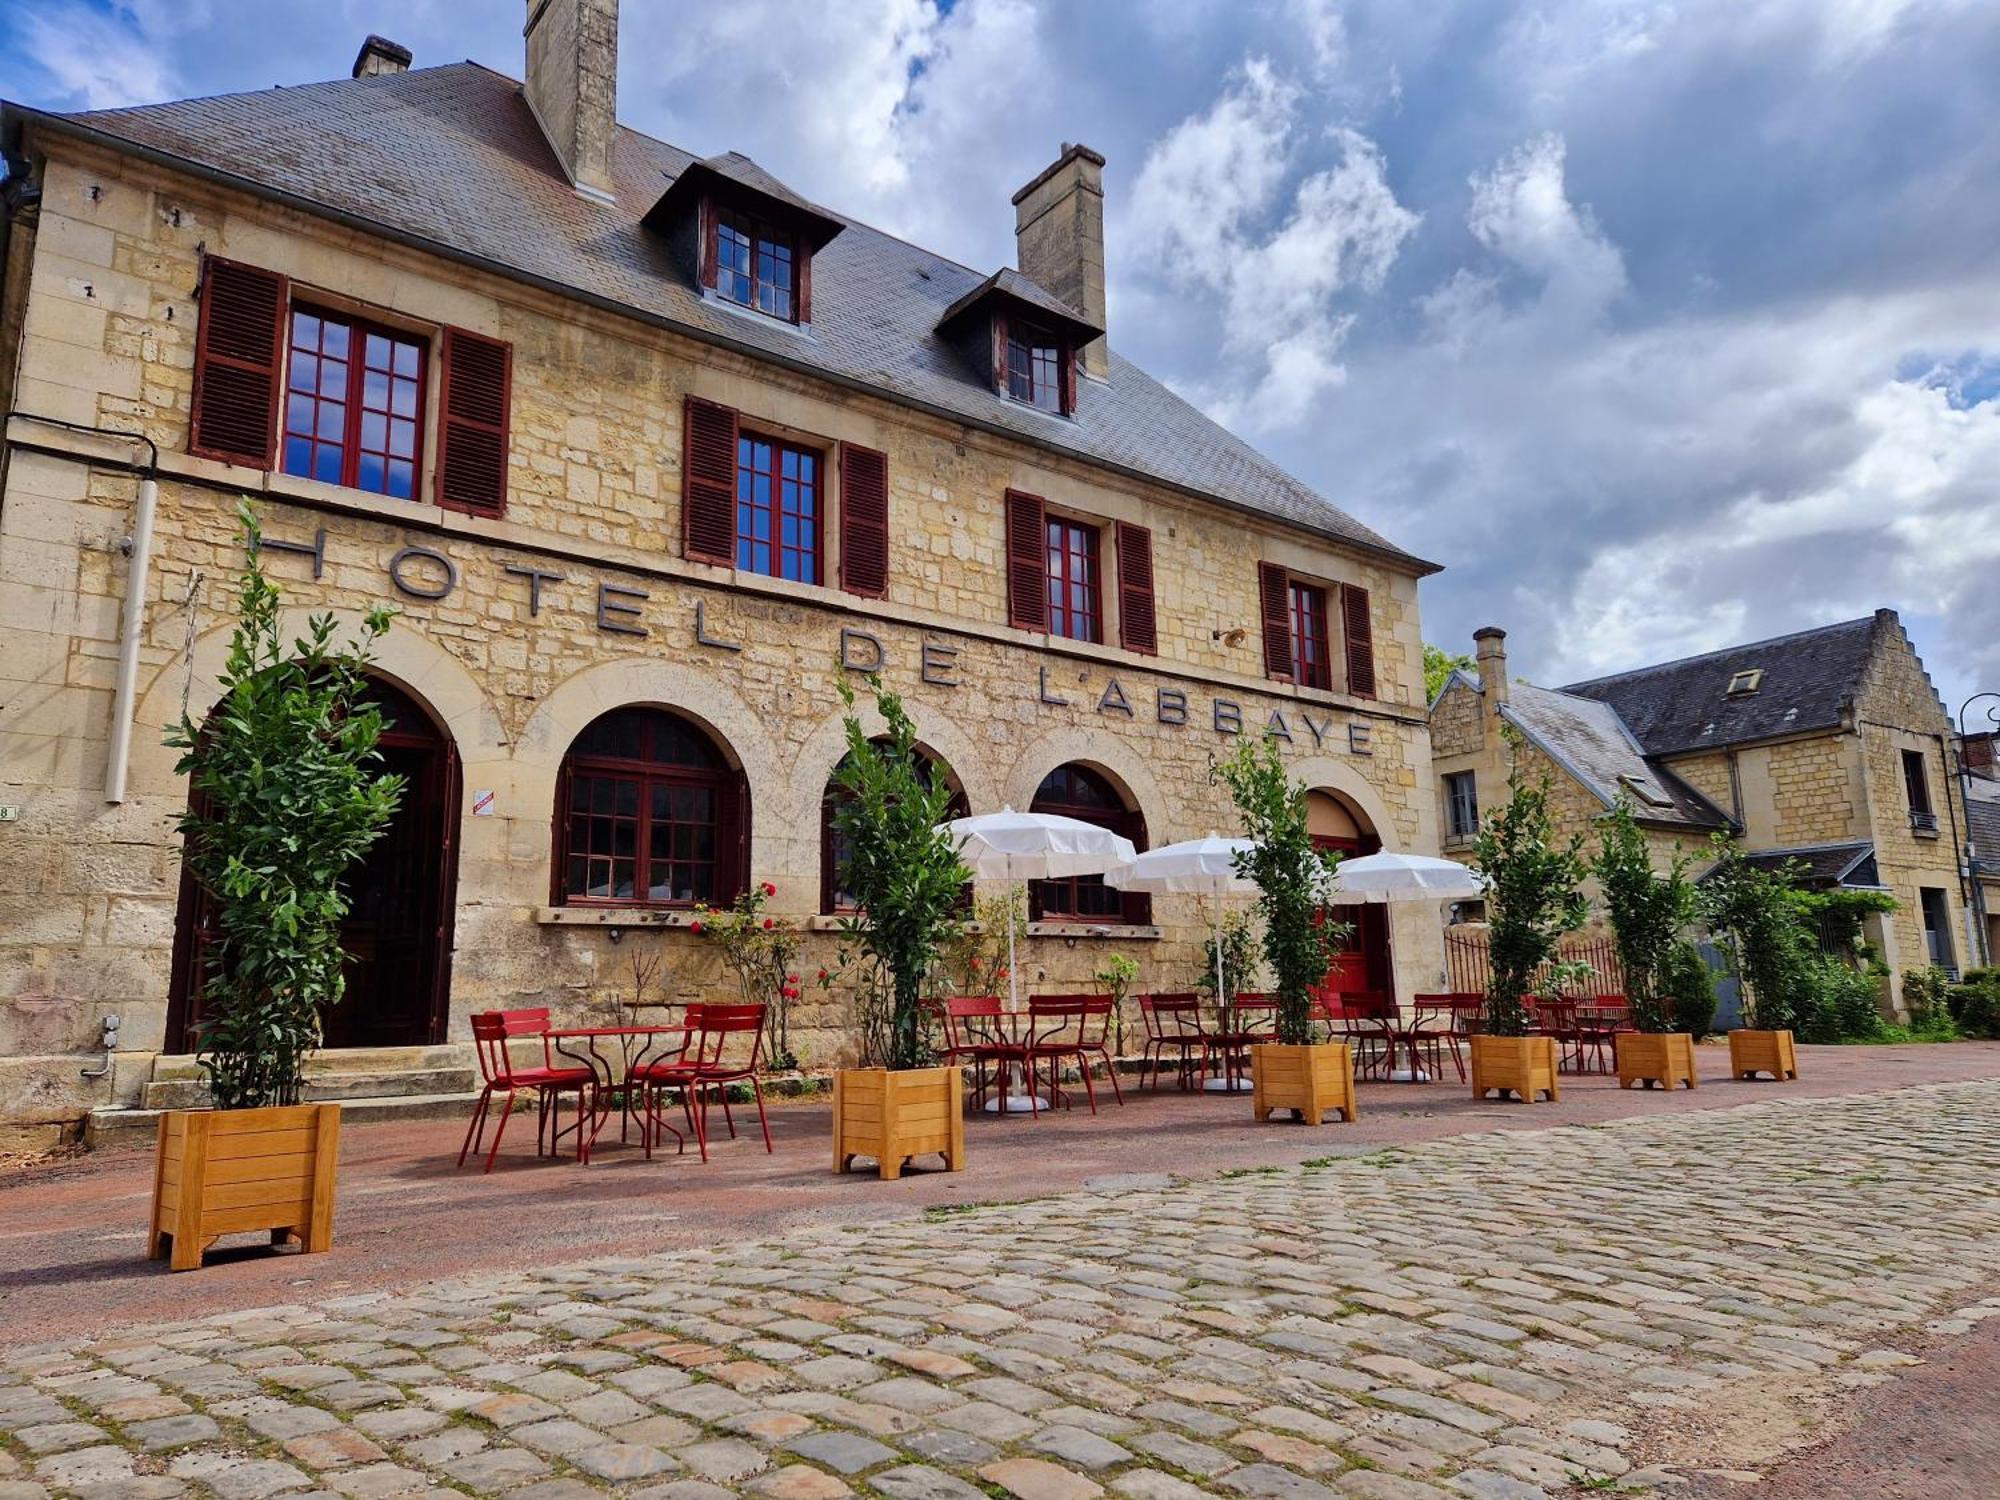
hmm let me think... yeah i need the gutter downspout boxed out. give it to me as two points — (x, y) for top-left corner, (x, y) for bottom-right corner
(4, 414), (160, 802)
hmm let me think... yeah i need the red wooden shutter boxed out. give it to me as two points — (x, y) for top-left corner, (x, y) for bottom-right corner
(437, 328), (512, 516)
(682, 395), (740, 565)
(189, 256), (286, 467)
(1115, 521), (1156, 655)
(1258, 562), (1294, 679)
(838, 442), (889, 598)
(1005, 489), (1048, 630)
(1342, 583), (1376, 698)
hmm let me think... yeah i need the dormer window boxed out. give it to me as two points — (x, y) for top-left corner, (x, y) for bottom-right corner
(1617, 772), (1675, 809)
(1726, 668), (1763, 696)
(715, 208), (796, 321)
(1003, 318), (1070, 414)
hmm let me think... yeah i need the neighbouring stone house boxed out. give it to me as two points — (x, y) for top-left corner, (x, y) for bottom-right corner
(1430, 613), (1977, 1014)
(1963, 730), (1999, 969)
(0, 6), (1445, 1145)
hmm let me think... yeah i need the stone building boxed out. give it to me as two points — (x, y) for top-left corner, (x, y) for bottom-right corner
(1963, 731), (1999, 968)
(1430, 613), (1977, 1014)
(0, 7), (1444, 1143)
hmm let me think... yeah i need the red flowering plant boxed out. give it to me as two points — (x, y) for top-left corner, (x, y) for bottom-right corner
(690, 881), (802, 1069)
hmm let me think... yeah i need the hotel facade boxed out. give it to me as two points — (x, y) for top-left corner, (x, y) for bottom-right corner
(0, 5), (1444, 1143)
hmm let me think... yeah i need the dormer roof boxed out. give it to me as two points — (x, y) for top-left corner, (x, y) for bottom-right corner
(935, 267), (1103, 346)
(642, 150), (845, 251)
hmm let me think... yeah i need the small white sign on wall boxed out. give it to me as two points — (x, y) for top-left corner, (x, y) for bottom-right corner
(471, 790), (496, 817)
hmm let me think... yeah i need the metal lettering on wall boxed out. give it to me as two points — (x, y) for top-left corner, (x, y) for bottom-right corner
(258, 527), (1380, 757)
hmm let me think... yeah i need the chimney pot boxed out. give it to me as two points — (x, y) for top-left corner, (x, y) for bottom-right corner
(1473, 626), (1509, 707)
(1013, 143), (1108, 379)
(352, 35), (413, 79)
(524, 0), (619, 204)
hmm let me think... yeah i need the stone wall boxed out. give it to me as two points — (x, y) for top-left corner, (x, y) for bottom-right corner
(0, 139), (1442, 1138)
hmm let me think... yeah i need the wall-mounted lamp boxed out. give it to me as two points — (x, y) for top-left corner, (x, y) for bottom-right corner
(1211, 627), (1247, 647)
(606, 926), (624, 945)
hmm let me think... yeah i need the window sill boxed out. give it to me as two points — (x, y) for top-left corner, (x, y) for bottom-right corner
(1026, 923), (1162, 942)
(535, 907), (701, 928)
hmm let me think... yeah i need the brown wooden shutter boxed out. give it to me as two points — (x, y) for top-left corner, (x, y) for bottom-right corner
(1115, 521), (1156, 655)
(838, 441), (889, 598)
(992, 313), (1009, 395)
(189, 256), (286, 467)
(682, 395), (740, 565)
(1342, 583), (1376, 698)
(437, 328), (512, 517)
(1005, 489), (1049, 630)
(1258, 561), (1294, 679)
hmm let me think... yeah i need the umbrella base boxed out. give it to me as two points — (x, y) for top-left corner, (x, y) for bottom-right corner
(1201, 1077), (1254, 1094)
(983, 1093), (1050, 1114)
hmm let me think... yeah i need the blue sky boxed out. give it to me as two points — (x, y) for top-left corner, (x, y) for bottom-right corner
(3, 0), (1997, 717)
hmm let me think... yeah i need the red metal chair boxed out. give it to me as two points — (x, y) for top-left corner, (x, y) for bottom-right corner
(934, 995), (1022, 1112)
(1532, 997), (1584, 1072)
(458, 1009), (596, 1174)
(632, 1002), (770, 1161)
(1571, 995), (1628, 1074)
(1407, 994), (1477, 1082)
(1139, 993), (1209, 1090)
(1025, 995), (1123, 1114)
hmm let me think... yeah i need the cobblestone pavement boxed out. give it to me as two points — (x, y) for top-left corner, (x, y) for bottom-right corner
(5, 1081), (2000, 1500)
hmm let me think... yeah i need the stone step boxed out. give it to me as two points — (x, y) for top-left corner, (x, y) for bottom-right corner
(141, 1066), (477, 1111)
(147, 1044), (473, 1083)
(86, 1090), (482, 1144)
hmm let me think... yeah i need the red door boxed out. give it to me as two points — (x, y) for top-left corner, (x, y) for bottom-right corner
(165, 677), (460, 1053)
(1314, 833), (1392, 1001)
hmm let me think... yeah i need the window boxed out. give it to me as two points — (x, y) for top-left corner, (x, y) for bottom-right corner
(715, 209), (795, 321)
(1920, 886), (1955, 973)
(1444, 772), (1479, 841)
(1029, 764), (1147, 923)
(1726, 669), (1763, 696)
(1004, 321), (1069, 414)
(282, 308), (426, 499)
(1046, 517), (1102, 643)
(821, 744), (969, 914)
(735, 434), (819, 582)
(1903, 748), (1937, 832)
(1290, 581), (1331, 691)
(557, 707), (745, 908)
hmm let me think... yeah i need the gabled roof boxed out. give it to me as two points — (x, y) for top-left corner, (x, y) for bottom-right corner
(1969, 786), (2000, 875)
(936, 267), (1103, 346)
(1501, 681), (1733, 832)
(642, 151), (845, 251)
(5, 62), (1435, 573)
(1699, 840), (1883, 889)
(1561, 615), (1881, 756)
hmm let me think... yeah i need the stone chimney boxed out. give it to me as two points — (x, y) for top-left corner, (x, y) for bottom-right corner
(1012, 144), (1108, 379)
(524, 0), (619, 204)
(351, 36), (412, 79)
(1473, 626), (1510, 708)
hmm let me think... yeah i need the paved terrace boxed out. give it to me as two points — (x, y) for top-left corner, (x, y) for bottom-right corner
(2, 1045), (1999, 1497)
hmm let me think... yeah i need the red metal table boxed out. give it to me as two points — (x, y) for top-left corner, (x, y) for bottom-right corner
(546, 1025), (689, 1162)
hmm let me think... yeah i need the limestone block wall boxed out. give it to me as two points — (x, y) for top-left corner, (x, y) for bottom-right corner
(0, 139), (1443, 1137)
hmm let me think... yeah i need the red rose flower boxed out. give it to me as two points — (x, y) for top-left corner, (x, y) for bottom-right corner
(762, 882), (777, 897)
(690, 921), (704, 935)
(762, 917), (774, 930)
(817, 968), (829, 981)
(969, 957), (982, 969)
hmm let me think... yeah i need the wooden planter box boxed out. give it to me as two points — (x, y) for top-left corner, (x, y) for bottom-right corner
(1616, 1031), (1699, 1091)
(1469, 1034), (1560, 1103)
(1250, 1043), (1357, 1125)
(832, 1066), (965, 1181)
(1728, 1028), (1799, 1081)
(150, 1103), (340, 1272)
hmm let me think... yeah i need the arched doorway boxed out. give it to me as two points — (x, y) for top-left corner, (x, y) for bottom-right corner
(165, 675), (462, 1053)
(1309, 790), (1391, 1001)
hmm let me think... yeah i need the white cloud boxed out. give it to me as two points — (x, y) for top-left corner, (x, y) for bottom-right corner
(13, 2), (187, 109)
(1466, 133), (1627, 323)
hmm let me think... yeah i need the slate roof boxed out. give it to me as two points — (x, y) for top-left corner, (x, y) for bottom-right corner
(1968, 788), (2000, 874)
(936, 267), (1103, 344)
(1714, 841), (1883, 888)
(1561, 615), (1882, 757)
(4, 62), (1433, 573)
(1501, 682), (1733, 832)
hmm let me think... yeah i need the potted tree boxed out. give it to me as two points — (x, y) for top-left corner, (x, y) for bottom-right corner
(1700, 840), (1805, 1081)
(1218, 737), (1355, 1126)
(1470, 768), (1586, 1102)
(152, 503), (400, 1270)
(823, 675), (971, 1179)
(1595, 800), (1700, 1090)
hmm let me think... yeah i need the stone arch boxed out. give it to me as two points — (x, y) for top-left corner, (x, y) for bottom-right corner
(788, 695), (998, 830)
(1287, 755), (1403, 852)
(1001, 725), (1172, 838)
(127, 608), (502, 799)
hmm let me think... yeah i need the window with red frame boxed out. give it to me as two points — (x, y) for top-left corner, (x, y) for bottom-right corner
(820, 743), (970, 914)
(735, 434), (819, 583)
(282, 308), (425, 499)
(1046, 517), (1102, 642)
(1029, 763), (1148, 923)
(1290, 580), (1332, 690)
(1005, 321), (1069, 414)
(558, 707), (745, 908)
(715, 209), (796, 321)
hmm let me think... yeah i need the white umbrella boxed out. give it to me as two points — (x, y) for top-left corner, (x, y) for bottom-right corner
(1109, 834), (1259, 1094)
(943, 807), (1136, 1113)
(1324, 851), (1486, 905)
